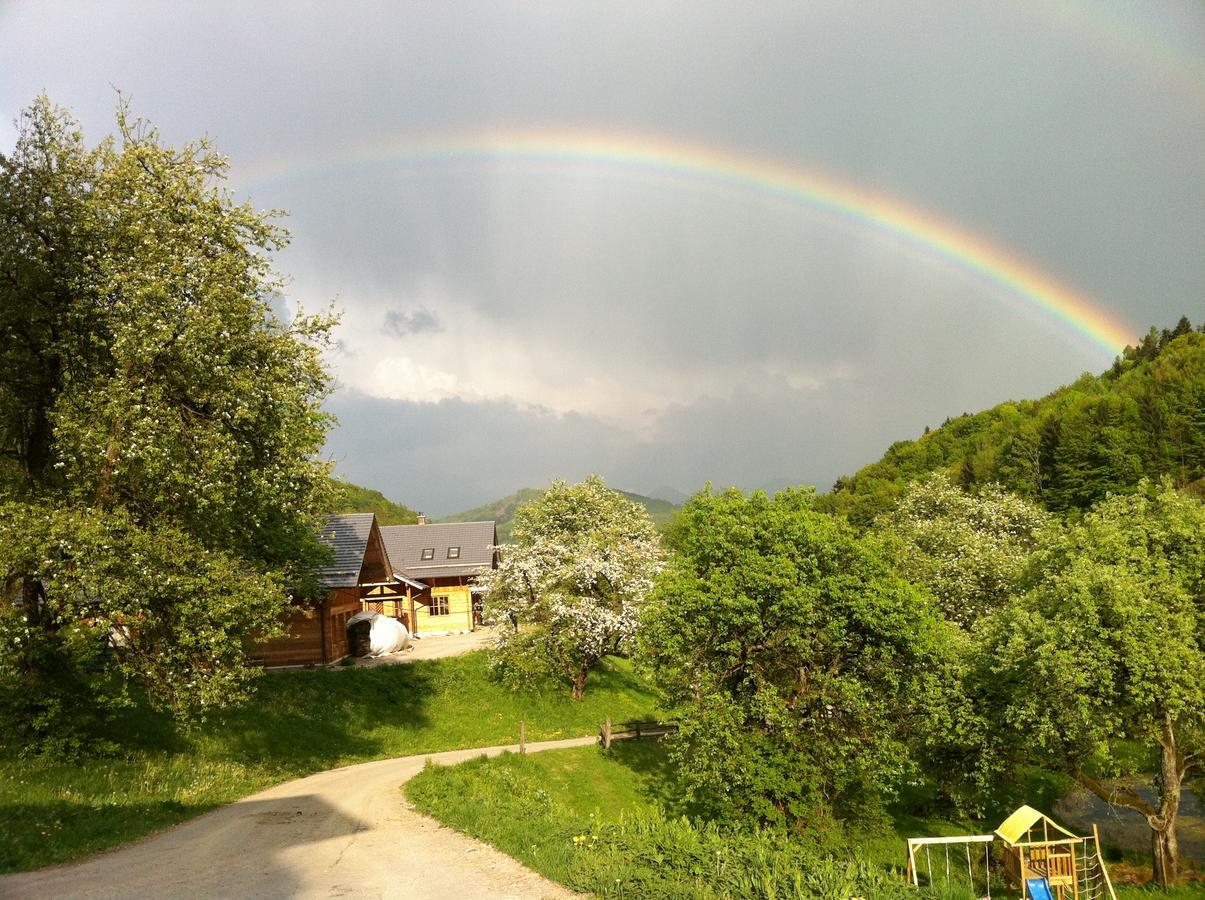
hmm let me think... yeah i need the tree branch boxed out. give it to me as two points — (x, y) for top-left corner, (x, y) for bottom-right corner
(1074, 771), (1158, 820)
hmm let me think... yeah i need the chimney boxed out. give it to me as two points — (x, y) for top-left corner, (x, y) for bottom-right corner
(417, 513), (427, 525)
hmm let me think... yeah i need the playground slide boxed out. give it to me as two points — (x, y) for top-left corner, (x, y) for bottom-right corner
(1026, 877), (1055, 900)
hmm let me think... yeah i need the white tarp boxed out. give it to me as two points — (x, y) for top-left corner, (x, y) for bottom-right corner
(347, 610), (411, 657)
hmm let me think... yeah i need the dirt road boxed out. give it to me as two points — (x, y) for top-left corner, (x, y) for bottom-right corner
(357, 627), (497, 666)
(1, 737), (594, 899)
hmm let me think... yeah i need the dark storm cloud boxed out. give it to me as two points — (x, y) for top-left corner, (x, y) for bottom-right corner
(3, 1), (1203, 512)
(383, 307), (443, 338)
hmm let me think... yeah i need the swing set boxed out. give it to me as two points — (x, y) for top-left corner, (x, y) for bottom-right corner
(905, 806), (1117, 900)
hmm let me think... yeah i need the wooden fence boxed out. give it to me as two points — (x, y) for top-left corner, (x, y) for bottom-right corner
(599, 717), (678, 749)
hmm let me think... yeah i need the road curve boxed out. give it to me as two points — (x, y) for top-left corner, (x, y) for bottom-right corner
(1, 737), (595, 899)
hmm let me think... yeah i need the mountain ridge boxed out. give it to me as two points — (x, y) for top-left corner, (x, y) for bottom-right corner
(818, 321), (1205, 527)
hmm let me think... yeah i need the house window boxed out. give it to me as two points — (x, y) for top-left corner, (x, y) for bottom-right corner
(421, 548), (435, 561)
(447, 546), (460, 559)
(430, 594), (450, 616)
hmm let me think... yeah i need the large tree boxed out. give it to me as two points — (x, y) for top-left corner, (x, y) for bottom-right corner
(479, 475), (664, 699)
(980, 481), (1204, 887)
(641, 487), (956, 827)
(0, 97), (336, 744)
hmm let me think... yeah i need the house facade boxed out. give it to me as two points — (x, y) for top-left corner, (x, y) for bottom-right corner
(379, 520), (498, 635)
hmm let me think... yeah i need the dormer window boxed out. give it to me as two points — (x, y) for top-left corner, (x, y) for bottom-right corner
(421, 548), (435, 561)
(447, 547), (461, 559)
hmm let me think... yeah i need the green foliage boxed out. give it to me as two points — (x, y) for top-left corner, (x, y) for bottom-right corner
(875, 473), (1053, 628)
(442, 487), (678, 543)
(0, 651), (661, 872)
(822, 327), (1205, 526)
(977, 481), (1205, 885)
(641, 486), (958, 827)
(408, 741), (1204, 898)
(329, 479), (418, 524)
(482, 475), (664, 698)
(0, 96), (337, 744)
(981, 480), (1204, 772)
(0, 504), (287, 747)
(0, 95), (337, 569)
(487, 628), (559, 690)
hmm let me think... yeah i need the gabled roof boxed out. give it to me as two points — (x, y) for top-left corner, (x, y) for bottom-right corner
(379, 521), (497, 580)
(995, 806), (1078, 844)
(316, 513), (380, 588)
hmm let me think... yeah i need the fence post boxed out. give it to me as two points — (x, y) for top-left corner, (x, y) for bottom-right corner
(603, 716), (612, 750)
(519, 719), (526, 755)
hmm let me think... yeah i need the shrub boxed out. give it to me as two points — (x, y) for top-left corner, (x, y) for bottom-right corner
(488, 628), (558, 690)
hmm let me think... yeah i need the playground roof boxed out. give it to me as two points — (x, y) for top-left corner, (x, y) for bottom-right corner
(995, 805), (1078, 844)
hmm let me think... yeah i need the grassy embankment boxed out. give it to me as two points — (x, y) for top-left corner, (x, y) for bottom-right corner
(406, 742), (1205, 899)
(0, 652), (659, 873)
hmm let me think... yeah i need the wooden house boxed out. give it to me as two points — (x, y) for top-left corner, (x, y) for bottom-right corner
(378, 520), (498, 635)
(251, 513), (396, 667)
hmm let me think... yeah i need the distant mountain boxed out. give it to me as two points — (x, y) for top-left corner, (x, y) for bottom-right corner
(438, 488), (545, 542)
(820, 321), (1205, 528)
(440, 486), (680, 542)
(330, 479), (419, 525)
(622, 491), (680, 532)
(647, 485), (691, 505)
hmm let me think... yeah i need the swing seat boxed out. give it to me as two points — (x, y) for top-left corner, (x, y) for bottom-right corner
(1026, 877), (1054, 900)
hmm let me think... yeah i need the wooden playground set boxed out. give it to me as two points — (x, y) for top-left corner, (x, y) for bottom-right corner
(906, 806), (1117, 899)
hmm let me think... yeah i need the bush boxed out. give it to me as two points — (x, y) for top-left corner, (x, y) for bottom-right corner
(488, 628), (559, 690)
(0, 608), (125, 758)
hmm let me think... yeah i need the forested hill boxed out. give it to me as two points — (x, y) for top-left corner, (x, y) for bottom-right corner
(820, 321), (1205, 528)
(441, 487), (679, 542)
(330, 480), (420, 525)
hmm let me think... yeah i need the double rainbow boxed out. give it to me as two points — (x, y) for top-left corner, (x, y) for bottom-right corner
(236, 130), (1137, 357)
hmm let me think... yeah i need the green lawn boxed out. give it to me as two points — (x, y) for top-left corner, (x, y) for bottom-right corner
(406, 741), (1205, 900)
(0, 651), (661, 873)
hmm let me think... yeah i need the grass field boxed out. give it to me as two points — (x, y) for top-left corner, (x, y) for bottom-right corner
(406, 741), (1205, 899)
(0, 652), (660, 873)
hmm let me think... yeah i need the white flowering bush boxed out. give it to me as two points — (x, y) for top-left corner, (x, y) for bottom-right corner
(482, 476), (664, 698)
(877, 474), (1053, 628)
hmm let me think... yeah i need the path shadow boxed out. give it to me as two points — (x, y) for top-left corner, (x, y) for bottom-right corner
(0, 794), (369, 898)
(203, 662), (437, 769)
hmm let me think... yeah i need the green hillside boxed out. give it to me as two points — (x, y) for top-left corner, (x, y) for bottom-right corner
(441, 487), (680, 542)
(329, 479), (419, 525)
(820, 320), (1205, 528)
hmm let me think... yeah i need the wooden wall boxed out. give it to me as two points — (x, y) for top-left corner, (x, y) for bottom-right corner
(412, 578), (474, 634)
(251, 587), (361, 667)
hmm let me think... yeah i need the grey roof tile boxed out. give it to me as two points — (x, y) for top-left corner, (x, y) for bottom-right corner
(317, 512), (377, 587)
(379, 521), (497, 581)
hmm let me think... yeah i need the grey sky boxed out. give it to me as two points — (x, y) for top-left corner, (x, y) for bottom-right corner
(4, 1), (1204, 513)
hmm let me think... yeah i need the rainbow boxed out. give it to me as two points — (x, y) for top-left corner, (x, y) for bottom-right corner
(233, 130), (1138, 357)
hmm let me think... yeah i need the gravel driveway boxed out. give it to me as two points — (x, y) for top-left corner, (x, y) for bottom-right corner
(0, 737), (594, 899)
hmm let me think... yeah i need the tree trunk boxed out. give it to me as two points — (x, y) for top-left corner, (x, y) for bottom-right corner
(1077, 711), (1184, 889)
(571, 665), (588, 700)
(1150, 711), (1183, 888)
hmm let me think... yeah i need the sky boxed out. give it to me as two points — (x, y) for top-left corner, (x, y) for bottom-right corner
(3, 1), (1204, 514)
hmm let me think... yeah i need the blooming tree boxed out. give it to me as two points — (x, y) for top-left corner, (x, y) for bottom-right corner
(876, 473), (1052, 628)
(480, 475), (664, 698)
(0, 97), (335, 749)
